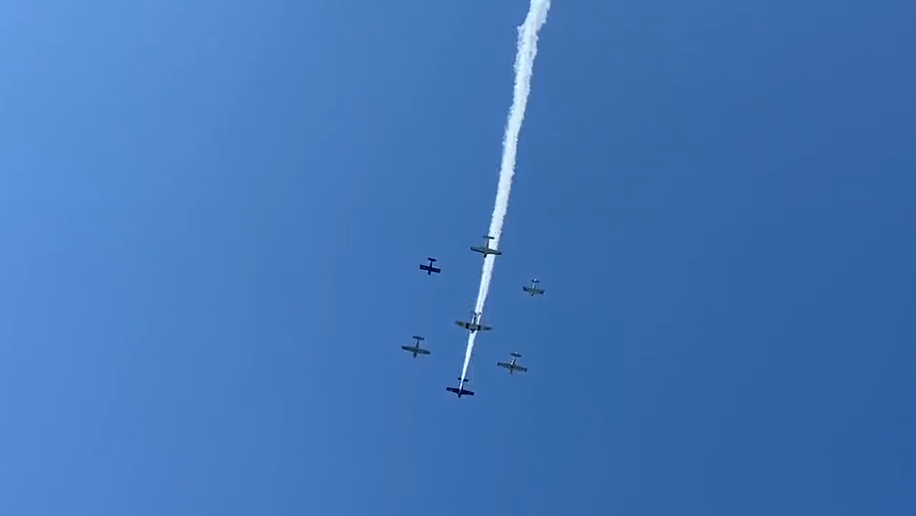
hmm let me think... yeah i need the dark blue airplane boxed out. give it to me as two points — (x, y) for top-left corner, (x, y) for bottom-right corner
(419, 257), (441, 275)
(446, 377), (475, 398)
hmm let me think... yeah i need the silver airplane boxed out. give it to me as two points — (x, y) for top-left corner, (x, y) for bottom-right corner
(470, 235), (502, 256)
(522, 278), (545, 297)
(497, 352), (528, 374)
(401, 335), (431, 358)
(455, 311), (492, 333)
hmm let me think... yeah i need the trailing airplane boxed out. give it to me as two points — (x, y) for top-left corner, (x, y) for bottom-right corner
(446, 377), (475, 398)
(419, 257), (441, 275)
(455, 311), (492, 333)
(401, 335), (430, 358)
(523, 278), (545, 297)
(497, 352), (528, 374)
(470, 235), (502, 256)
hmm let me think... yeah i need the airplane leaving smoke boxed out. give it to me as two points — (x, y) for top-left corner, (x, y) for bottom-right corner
(459, 0), (552, 388)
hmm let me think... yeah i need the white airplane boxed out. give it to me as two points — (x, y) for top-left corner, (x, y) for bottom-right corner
(401, 335), (431, 358)
(455, 311), (492, 333)
(522, 278), (545, 297)
(446, 376), (475, 398)
(497, 352), (528, 374)
(470, 235), (502, 256)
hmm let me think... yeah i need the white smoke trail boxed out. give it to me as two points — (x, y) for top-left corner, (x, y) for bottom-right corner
(459, 0), (551, 386)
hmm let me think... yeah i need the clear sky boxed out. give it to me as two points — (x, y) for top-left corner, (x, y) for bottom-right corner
(1, 0), (914, 514)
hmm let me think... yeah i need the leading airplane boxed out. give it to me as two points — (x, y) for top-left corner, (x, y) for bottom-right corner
(455, 311), (492, 333)
(470, 235), (502, 256)
(401, 335), (431, 358)
(522, 278), (545, 297)
(419, 257), (441, 275)
(497, 352), (528, 374)
(446, 377), (475, 398)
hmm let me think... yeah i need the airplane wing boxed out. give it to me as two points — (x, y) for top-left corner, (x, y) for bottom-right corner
(471, 246), (502, 256)
(401, 346), (430, 354)
(446, 387), (475, 396)
(478, 324), (493, 332)
(515, 365), (528, 372)
(497, 361), (512, 370)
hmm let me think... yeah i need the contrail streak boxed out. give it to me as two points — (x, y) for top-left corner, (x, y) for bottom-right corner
(459, 0), (551, 386)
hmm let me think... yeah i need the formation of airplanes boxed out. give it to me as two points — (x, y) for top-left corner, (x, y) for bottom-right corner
(406, 234), (543, 398)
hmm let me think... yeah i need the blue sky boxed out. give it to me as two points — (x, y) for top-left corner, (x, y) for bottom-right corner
(1, 0), (914, 514)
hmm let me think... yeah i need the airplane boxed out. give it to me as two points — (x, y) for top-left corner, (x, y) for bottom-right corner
(419, 257), (441, 275)
(446, 377), (475, 398)
(401, 335), (431, 358)
(497, 352), (528, 374)
(523, 278), (545, 297)
(470, 235), (502, 256)
(455, 311), (492, 333)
